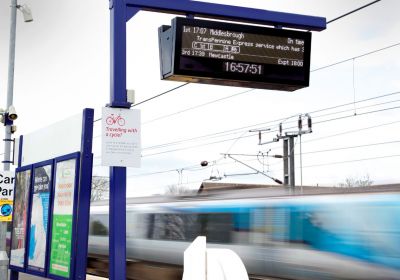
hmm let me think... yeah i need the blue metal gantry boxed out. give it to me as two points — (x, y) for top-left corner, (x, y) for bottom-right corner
(108, 1), (325, 280)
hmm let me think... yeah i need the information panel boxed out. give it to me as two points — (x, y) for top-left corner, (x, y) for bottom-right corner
(101, 107), (141, 167)
(27, 164), (52, 273)
(159, 17), (312, 91)
(49, 158), (77, 278)
(10, 169), (32, 268)
(0, 171), (15, 222)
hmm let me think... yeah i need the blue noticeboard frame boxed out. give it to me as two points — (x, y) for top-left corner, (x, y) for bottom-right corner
(25, 159), (54, 277)
(9, 108), (94, 280)
(47, 152), (80, 280)
(9, 165), (33, 273)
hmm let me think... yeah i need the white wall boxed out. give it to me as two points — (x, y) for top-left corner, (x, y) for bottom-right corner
(21, 113), (82, 165)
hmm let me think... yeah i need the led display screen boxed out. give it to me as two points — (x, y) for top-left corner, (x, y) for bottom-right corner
(159, 17), (312, 91)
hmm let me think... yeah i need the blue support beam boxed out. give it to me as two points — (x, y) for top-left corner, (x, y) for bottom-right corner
(125, 0), (326, 31)
(109, 167), (126, 280)
(109, 1), (129, 279)
(110, 0), (131, 109)
(74, 108), (94, 280)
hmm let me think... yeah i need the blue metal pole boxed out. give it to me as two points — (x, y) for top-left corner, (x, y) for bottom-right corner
(73, 108), (94, 280)
(109, 1), (131, 280)
(109, 167), (126, 279)
(110, 0), (130, 108)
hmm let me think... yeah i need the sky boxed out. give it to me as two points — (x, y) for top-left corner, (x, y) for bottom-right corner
(0, 0), (400, 196)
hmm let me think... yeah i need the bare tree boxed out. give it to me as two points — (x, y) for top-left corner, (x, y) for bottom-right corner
(91, 175), (109, 201)
(165, 184), (195, 195)
(338, 174), (373, 188)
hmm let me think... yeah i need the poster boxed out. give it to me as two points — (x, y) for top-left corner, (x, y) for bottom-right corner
(27, 165), (52, 272)
(10, 169), (32, 268)
(101, 107), (141, 167)
(49, 159), (76, 278)
(0, 171), (15, 222)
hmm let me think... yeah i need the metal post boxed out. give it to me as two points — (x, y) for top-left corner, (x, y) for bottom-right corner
(4, 0), (17, 171)
(1, 1), (18, 279)
(299, 134), (303, 191)
(283, 139), (289, 185)
(74, 109), (94, 280)
(109, 1), (131, 279)
(289, 136), (295, 190)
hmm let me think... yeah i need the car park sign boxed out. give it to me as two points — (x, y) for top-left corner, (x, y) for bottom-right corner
(0, 171), (15, 222)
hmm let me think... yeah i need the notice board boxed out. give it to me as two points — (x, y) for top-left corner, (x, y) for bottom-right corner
(9, 167), (32, 270)
(27, 162), (53, 275)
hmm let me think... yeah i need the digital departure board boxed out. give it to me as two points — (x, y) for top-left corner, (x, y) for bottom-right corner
(159, 17), (312, 91)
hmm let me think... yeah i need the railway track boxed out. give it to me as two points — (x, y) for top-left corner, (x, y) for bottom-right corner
(87, 256), (283, 280)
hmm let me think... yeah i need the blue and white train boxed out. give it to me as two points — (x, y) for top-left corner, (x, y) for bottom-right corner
(88, 188), (400, 279)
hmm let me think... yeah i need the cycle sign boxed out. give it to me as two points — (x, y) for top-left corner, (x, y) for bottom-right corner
(106, 114), (126, 126)
(101, 107), (141, 167)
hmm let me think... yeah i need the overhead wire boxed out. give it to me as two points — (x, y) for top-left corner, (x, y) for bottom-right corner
(326, 0), (382, 24)
(138, 82), (400, 152)
(218, 139), (400, 163)
(91, 0), (393, 127)
(132, 82), (189, 107)
(302, 154), (400, 169)
(310, 42), (400, 73)
(137, 40), (400, 126)
(138, 0), (385, 124)
(91, 44), (400, 140)
(139, 92), (394, 152)
(143, 88), (254, 125)
(304, 120), (400, 144)
(123, 157), (259, 178)
(300, 140), (400, 156)
(141, 103), (400, 157)
(92, 91), (400, 159)
(93, 1), (393, 180)
(261, 119), (400, 155)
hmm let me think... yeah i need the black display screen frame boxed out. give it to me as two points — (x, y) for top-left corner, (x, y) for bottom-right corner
(164, 17), (312, 91)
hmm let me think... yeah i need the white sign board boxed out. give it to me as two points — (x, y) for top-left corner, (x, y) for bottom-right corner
(21, 113), (83, 166)
(0, 171), (15, 200)
(101, 107), (141, 167)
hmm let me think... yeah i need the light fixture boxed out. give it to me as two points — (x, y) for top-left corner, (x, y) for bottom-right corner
(11, 125), (17, 134)
(7, 105), (18, 121)
(17, 4), (33, 22)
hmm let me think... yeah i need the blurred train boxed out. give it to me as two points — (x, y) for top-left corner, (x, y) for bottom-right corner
(88, 188), (400, 279)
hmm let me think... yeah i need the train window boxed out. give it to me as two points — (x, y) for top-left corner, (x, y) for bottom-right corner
(270, 207), (288, 241)
(90, 214), (109, 236)
(147, 212), (233, 244)
(148, 213), (199, 242)
(126, 212), (148, 239)
(198, 213), (233, 244)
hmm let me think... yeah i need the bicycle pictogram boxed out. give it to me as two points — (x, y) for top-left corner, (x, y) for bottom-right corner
(106, 114), (126, 126)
